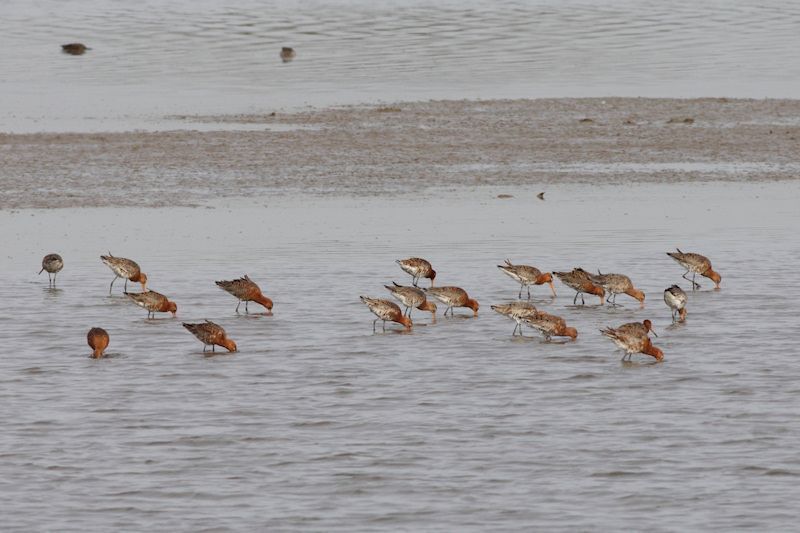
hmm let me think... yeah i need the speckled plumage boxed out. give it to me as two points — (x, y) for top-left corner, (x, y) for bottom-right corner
(125, 290), (177, 318)
(101, 253), (147, 293)
(491, 301), (539, 335)
(183, 320), (237, 352)
(425, 286), (479, 317)
(601, 323), (664, 361)
(588, 271), (644, 306)
(216, 275), (273, 313)
(360, 296), (412, 331)
(553, 267), (604, 305)
(522, 311), (577, 341)
(497, 259), (555, 299)
(667, 248), (721, 290)
(385, 282), (436, 317)
(40, 253), (63, 286)
(396, 257), (436, 287)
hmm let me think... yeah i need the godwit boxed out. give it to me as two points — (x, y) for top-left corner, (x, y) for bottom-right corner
(553, 267), (604, 305)
(183, 320), (237, 352)
(360, 296), (412, 331)
(588, 271), (645, 308)
(396, 257), (436, 287)
(522, 311), (578, 341)
(280, 47), (296, 63)
(426, 286), (479, 317)
(87, 327), (109, 358)
(601, 322), (664, 361)
(497, 259), (556, 299)
(667, 248), (721, 290)
(101, 253), (147, 294)
(39, 253), (63, 287)
(216, 275), (273, 314)
(664, 285), (688, 322)
(384, 282), (436, 318)
(62, 43), (89, 55)
(491, 301), (538, 335)
(125, 290), (177, 319)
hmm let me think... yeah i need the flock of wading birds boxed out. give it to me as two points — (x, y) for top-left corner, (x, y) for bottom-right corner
(38, 249), (722, 361)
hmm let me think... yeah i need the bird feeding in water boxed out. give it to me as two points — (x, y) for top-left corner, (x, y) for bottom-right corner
(39, 253), (63, 287)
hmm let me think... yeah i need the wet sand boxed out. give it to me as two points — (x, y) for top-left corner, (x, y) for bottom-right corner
(1, 98), (799, 209)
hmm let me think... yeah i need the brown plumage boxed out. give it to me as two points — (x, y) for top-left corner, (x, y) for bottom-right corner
(384, 282), (436, 318)
(62, 43), (89, 55)
(87, 327), (109, 358)
(601, 322), (664, 361)
(360, 296), (413, 331)
(497, 259), (556, 299)
(101, 253), (147, 294)
(588, 271), (645, 307)
(39, 253), (64, 286)
(396, 257), (436, 287)
(183, 321), (237, 352)
(667, 248), (721, 290)
(280, 47), (296, 63)
(426, 286), (479, 317)
(553, 267), (605, 305)
(522, 311), (578, 341)
(215, 275), (273, 314)
(125, 290), (177, 319)
(491, 301), (538, 335)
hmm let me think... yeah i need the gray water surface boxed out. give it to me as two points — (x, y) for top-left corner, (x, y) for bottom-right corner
(2, 0), (800, 131)
(1, 182), (799, 530)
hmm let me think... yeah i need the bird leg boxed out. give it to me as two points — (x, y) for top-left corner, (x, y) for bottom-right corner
(382, 320), (386, 332)
(373, 319), (378, 332)
(245, 301), (249, 313)
(518, 285), (523, 299)
(235, 301), (241, 313)
(109, 276), (118, 294)
(527, 285), (531, 300)
(124, 278), (128, 291)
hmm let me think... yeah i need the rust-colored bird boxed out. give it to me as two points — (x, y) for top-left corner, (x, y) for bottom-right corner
(87, 327), (109, 358)
(360, 296), (412, 331)
(101, 253), (147, 294)
(384, 282), (436, 318)
(183, 320), (237, 352)
(396, 257), (436, 287)
(522, 311), (578, 341)
(497, 259), (556, 299)
(215, 275), (273, 314)
(62, 43), (89, 55)
(125, 290), (177, 319)
(426, 286), (479, 317)
(667, 248), (721, 290)
(588, 271), (645, 308)
(491, 301), (539, 336)
(601, 321), (664, 361)
(553, 267), (605, 305)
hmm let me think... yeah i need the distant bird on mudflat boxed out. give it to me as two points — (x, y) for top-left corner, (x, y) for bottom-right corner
(280, 47), (296, 63)
(125, 290), (177, 319)
(62, 43), (89, 55)
(87, 327), (109, 358)
(601, 321), (663, 361)
(426, 286), (479, 317)
(360, 296), (412, 331)
(396, 257), (436, 287)
(101, 253), (147, 294)
(497, 259), (556, 299)
(491, 301), (538, 336)
(183, 320), (237, 352)
(216, 275), (273, 314)
(39, 253), (63, 286)
(537, 192), (545, 200)
(664, 285), (688, 322)
(384, 282), (436, 318)
(553, 267), (604, 305)
(588, 271), (645, 308)
(522, 311), (578, 341)
(666, 248), (721, 290)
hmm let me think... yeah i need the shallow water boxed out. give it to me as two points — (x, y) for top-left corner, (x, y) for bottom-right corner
(2, 181), (799, 530)
(2, 0), (800, 131)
